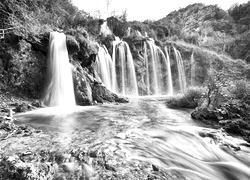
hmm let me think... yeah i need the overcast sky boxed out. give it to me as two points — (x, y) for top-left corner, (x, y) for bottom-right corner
(72, 0), (249, 21)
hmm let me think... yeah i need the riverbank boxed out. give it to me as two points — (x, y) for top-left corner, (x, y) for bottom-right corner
(0, 89), (40, 117)
(191, 103), (250, 143)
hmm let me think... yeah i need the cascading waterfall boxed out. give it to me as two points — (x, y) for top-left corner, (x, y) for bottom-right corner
(43, 32), (75, 107)
(173, 47), (187, 93)
(190, 51), (196, 86)
(164, 46), (173, 95)
(100, 21), (112, 36)
(96, 45), (113, 90)
(112, 37), (138, 96)
(144, 39), (173, 95)
(96, 36), (174, 96)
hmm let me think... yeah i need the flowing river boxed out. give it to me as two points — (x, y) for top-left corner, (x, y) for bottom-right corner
(12, 97), (250, 180)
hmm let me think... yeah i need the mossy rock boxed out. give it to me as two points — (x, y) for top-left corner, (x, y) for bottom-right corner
(66, 35), (80, 55)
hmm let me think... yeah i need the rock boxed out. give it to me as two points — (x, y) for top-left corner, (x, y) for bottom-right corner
(223, 119), (250, 136)
(152, 164), (159, 171)
(72, 61), (129, 105)
(224, 122), (243, 135)
(60, 162), (79, 172)
(31, 100), (42, 108)
(0, 155), (54, 180)
(66, 35), (80, 55)
(92, 83), (129, 103)
(104, 163), (116, 171)
(73, 66), (93, 106)
(14, 103), (30, 113)
(191, 107), (219, 121)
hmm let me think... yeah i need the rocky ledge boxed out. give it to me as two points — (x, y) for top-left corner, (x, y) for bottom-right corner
(191, 102), (250, 142)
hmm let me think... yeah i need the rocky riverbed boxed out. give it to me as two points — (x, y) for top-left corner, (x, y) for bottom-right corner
(1, 97), (250, 180)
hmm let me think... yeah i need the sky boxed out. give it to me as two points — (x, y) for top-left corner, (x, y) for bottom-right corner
(72, 0), (249, 21)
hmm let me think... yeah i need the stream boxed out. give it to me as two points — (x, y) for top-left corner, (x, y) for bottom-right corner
(11, 97), (250, 179)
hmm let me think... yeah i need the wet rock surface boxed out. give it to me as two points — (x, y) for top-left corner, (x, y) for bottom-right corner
(73, 61), (129, 105)
(191, 103), (250, 142)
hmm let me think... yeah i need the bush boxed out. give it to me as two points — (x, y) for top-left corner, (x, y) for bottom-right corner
(166, 86), (206, 108)
(231, 80), (250, 104)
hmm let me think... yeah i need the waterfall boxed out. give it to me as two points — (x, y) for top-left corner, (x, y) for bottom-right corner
(173, 47), (187, 93)
(43, 32), (75, 107)
(144, 42), (150, 95)
(164, 46), (173, 95)
(190, 51), (196, 86)
(96, 36), (174, 96)
(100, 21), (112, 36)
(112, 37), (138, 96)
(96, 45), (113, 90)
(144, 40), (173, 95)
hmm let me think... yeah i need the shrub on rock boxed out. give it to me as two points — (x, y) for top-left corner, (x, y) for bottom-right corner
(166, 86), (206, 108)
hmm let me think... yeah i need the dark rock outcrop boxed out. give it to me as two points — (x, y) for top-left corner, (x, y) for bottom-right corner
(191, 107), (220, 122)
(72, 61), (129, 105)
(191, 103), (250, 142)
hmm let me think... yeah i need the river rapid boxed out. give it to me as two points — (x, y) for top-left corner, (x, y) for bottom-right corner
(12, 97), (250, 180)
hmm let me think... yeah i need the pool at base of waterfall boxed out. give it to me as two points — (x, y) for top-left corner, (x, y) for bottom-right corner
(1, 97), (250, 180)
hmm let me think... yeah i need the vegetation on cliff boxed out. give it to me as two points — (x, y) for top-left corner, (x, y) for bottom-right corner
(0, 0), (128, 105)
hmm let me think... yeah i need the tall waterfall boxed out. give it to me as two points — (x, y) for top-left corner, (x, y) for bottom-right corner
(173, 47), (187, 93)
(164, 46), (173, 95)
(100, 21), (112, 36)
(112, 38), (138, 96)
(190, 51), (196, 86)
(96, 37), (175, 96)
(43, 32), (75, 107)
(96, 45), (113, 90)
(144, 39), (173, 95)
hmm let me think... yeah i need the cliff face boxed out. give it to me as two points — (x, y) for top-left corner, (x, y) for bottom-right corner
(0, 35), (47, 98)
(159, 3), (234, 35)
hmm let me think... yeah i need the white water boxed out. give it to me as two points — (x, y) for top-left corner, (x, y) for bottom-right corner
(96, 45), (113, 90)
(112, 38), (138, 96)
(144, 40), (173, 95)
(173, 47), (187, 93)
(15, 97), (250, 180)
(43, 32), (75, 107)
(100, 21), (112, 36)
(190, 51), (196, 86)
(96, 33), (174, 96)
(164, 46), (173, 95)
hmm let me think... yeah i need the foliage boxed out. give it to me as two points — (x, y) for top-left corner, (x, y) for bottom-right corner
(157, 3), (240, 54)
(229, 1), (250, 33)
(205, 70), (228, 108)
(107, 16), (128, 38)
(0, 40), (46, 98)
(0, 0), (97, 42)
(128, 21), (169, 40)
(231, 80), (250, 104)
(67, 27), (98, 62)
(166, 86), (206, 108)
(226, 30), (250, 61)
